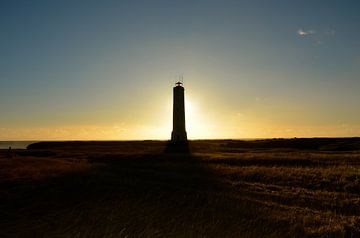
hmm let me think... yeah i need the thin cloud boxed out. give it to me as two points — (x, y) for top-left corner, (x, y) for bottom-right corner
(297, 28), (336, 45)
(297, 29), (315, 37)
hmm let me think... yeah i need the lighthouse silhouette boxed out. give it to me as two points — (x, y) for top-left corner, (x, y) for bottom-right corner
(171, 80), (188, 143)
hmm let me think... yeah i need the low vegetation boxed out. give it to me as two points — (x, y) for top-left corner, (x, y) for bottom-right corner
(1, 139), (359, 237)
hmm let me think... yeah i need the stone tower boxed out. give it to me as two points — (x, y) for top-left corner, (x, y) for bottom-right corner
(171, 81), (187, 142)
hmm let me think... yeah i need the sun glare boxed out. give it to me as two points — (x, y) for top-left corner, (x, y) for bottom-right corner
(185, 98), (216, 139)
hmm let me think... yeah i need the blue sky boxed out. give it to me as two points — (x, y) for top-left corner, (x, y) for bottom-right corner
(1, 0), (360, 139)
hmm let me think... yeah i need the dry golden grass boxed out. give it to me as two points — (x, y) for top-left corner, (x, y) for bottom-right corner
(0, 139), (359, 237)
(0, 153), (90, 182)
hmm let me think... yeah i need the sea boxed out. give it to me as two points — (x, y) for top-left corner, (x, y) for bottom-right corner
(0, 141), (38, 149)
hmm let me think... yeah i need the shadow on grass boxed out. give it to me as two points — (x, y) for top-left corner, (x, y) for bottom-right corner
(164, 141), (190, 154)
(1, 141), (338, 238)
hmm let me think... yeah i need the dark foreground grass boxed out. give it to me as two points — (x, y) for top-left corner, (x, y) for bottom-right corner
(0, 139), (360, 237)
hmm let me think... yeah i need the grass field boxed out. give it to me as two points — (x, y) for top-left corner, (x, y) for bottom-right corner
(0, 139), (360, 237)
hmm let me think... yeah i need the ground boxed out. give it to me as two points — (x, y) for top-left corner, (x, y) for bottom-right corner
(0, 139), (360, 238)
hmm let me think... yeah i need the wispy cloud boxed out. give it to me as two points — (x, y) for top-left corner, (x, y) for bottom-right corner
(296, 28), (336, 45)
(297, 29), (316, 37)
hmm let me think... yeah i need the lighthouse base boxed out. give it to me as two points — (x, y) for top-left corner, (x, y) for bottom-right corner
(171, 131), (187, 143)
(165, 139), (189, 154)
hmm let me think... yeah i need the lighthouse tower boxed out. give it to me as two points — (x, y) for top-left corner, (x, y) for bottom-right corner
(171, 81), (187, 142)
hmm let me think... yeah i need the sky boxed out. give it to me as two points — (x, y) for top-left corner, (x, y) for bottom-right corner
(1, 0), (360, 140)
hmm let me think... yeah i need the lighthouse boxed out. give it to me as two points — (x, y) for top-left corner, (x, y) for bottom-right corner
(171, 81), (187, 142)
